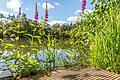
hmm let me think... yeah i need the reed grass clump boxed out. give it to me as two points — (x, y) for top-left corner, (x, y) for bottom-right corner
(89, 0), (120, 73)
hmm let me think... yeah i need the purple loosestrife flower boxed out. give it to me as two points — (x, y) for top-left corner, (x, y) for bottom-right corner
(34, 11), (39, 22)
(34, 2), (39, 23)
(44, 8), (48, 21)
(44, 0), (48, 21)
(82, 0), (86, 12)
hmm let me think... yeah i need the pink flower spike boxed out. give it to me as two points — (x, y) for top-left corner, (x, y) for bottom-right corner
(34, 2), (39, 23)
(82, 0), (86, 12)
(44, 0), (48, 21)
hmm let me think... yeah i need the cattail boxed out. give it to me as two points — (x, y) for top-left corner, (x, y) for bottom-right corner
(82, 0), (86, 12)
(44, 0), (48, 21)
(34, 2), (39, 23)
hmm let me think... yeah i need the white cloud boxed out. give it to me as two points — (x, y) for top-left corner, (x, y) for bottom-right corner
(25, 8), (29, 11)
(55, 2), (60, 6)
(75, 9), (93, 15)
(67, 16), (78, 22)
(0, 10), (14, 22)
(48, 20), (67, 25)
(42, 2), (55, 9)
(0, 10), (9, 16)
(0, 18), (11, 22)
(0, 18), (6, 21)
(6, 0), (21, 12)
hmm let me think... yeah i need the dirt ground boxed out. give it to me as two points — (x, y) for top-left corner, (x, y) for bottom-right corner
(20, 64), (120, 80)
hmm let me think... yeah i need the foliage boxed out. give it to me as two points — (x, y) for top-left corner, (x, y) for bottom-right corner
(90, 0), (120, 73)
(73, 0), (120, 73)
(0, 17), (75, 77)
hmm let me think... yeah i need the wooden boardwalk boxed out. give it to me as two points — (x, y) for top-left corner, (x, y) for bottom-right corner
(21, 67), (120, 80)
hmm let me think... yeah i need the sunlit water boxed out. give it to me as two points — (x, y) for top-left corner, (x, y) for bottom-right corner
(0, 49), (77, 78)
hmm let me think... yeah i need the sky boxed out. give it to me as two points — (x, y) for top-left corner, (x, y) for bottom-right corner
(0, 0), (93, 25)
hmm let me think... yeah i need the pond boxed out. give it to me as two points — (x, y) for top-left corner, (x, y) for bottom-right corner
(0, 38), (78, 78)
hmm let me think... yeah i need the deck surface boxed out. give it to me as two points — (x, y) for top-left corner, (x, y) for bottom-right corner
(21, 65), (120, 80)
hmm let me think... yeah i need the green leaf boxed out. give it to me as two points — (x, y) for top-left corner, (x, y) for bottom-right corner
(18, 53), (21, 59)
(25, 34), (33, 38)
(16, 36), (19, 40)
(10, 38), (15, 41)
(20, 45), (26, 48)
(31, 48), (37, 51)
(33, 28), (37, 32)
(3, 30), (7, 34)
(0, 39), (3, 42)
(6, 44), (15, 47)
(34, 36), (40, 38)
(10, 34), (16, 37)
(10, 64), (17, 68)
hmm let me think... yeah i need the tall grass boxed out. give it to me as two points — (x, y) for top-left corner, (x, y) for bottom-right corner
(72, 0), (120, 73)
(89, 0), (120, 73)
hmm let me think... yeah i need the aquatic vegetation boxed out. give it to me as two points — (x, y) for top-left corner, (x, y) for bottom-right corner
(0, 31), (75, 78)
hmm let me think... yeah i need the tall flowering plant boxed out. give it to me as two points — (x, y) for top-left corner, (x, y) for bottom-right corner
(44, 0), (48, 21)
(34, 2), (39, 23)
(44, 8), (48, 21)
(82, 0), (86, 12)
(34, 11), (39, 22)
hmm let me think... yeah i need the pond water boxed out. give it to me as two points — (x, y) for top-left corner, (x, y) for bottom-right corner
(0, 38), (78, 78)
(0, 50), (74, 78)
